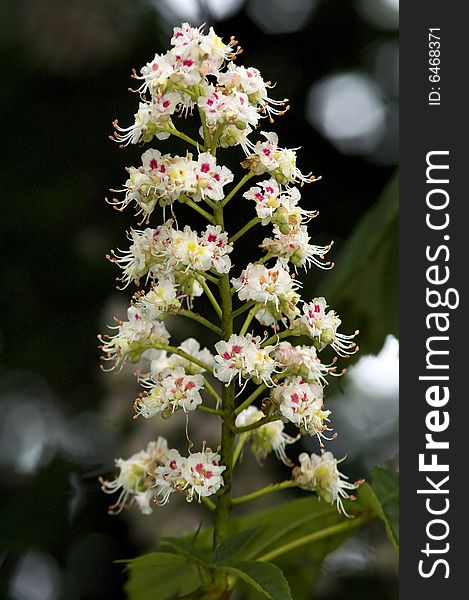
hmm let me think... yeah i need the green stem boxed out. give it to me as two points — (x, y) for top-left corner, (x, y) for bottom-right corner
(221, 172), (254, 207)
(178, 309), (222, 335)
(232, 433), (248, 468)
(239, 303), (260, 336)
(235, 414), (279, 434)
(197, 88), (211, 149)
(256, 252), (274, 265)
(194, 270), (220, 285)
(172, 84), (197, 98)
(261, 327), (305, 348)
(200, 496), (216, 511)
(229, 217), (261, 244)
(235, 373), (290, 415)
(232, 301), (255, 319)
(213, 204), (235, 547)
(180, 195), (215, 223)
(235, 383), (268, 416)
(163, 127), (203, 150)
(203, 377), (223, 408)
(258, 514), (372, 562)
(196, 276), (223, 319)
(197, 405), (224, 416)
(232, 481), (298, 505)
(210, 126), (222, 155)
(150, 343), (213, 372)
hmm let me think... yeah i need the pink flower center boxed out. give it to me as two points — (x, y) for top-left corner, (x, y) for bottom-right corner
(200, 163), (211, 173)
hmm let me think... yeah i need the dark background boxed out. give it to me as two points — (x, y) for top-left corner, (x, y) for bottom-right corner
(0, 1), (398, 598)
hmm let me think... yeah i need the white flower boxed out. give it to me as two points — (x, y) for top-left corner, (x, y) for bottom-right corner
(243, 178), (282, 220)
(293, 451), (359, 515)
(108, 228), (159, 287)
(111, 149), (233, 218)
(100, 438), (168, 514)
(272, 377), (332, 442)
(274, 341), (338, 386)
(132, 52), (174, 95)
(99, 306), (170, 370)
(192, 153), (234, 202)
(235, 407), (298, 465)
(293, 298), (359, 357)
(261, 225), (333, 270)
(153, 448), (187, 505)
(218, 63), (289, 120)
(213, 334), (278, 386)
(111, 92), (182, 147)
(231, 262), (301, 314)
(182, 449), (226, 501)
(198, 86), (259, 150)
(135, 367), (204, 418)
(133, 278), (180, 320)
(243, 132), (320, 185)
(171, 226), (213, 271)
(154, 446), (225, 504)
(200, 225), (233, 274)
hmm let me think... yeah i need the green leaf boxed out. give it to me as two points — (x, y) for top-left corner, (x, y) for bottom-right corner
(191, 495), (369, 598)
(213, 527), (260, 563)
(371, 466), (399, 551)
(317, 171), (399, 355)
(160, 536), (209, 566)
(223, 561), (292, 600)
(123, 552), (201, 600)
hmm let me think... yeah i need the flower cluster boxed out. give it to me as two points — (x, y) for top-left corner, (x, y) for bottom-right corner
(213, 334), (279, 386)
(100, 438), (169, 514)
(100, 23), (362, 522)
(100, 439), (225, 514)
(293, 451), (359, 515)
(111, 23), (287, 153)
(236, 407), (298, 465)
(274, 341), (339, 386)
(135, 367), (204, 418)
(244, 179), (316, 231)
(110, 149), (234, 221)
(99, 305), (170, 370)
(232, 261), (301, 325)
(109, 221), (233, 290)
(292, 297), (359, 357)
(242, 132), (316, 185)
(271, 377), (332, 443)
(154, 446), (225, 504)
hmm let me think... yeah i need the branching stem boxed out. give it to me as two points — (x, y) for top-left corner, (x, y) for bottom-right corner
(232, 481), (298, 505)
(229, 217), (261, 244)
(239, 303), (260, 336)
(150, 343), (213, 372)
(196, 276), (223, 319)
(221, 172), (254, 207)
(180, 195), (215, 223)
(178, 309), (222, 335)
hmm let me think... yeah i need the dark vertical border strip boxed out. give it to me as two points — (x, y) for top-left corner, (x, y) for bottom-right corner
(401, 2), (466, 596)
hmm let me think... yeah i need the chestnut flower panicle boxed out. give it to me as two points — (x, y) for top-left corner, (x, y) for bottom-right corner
(100, 22), (361, 525)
